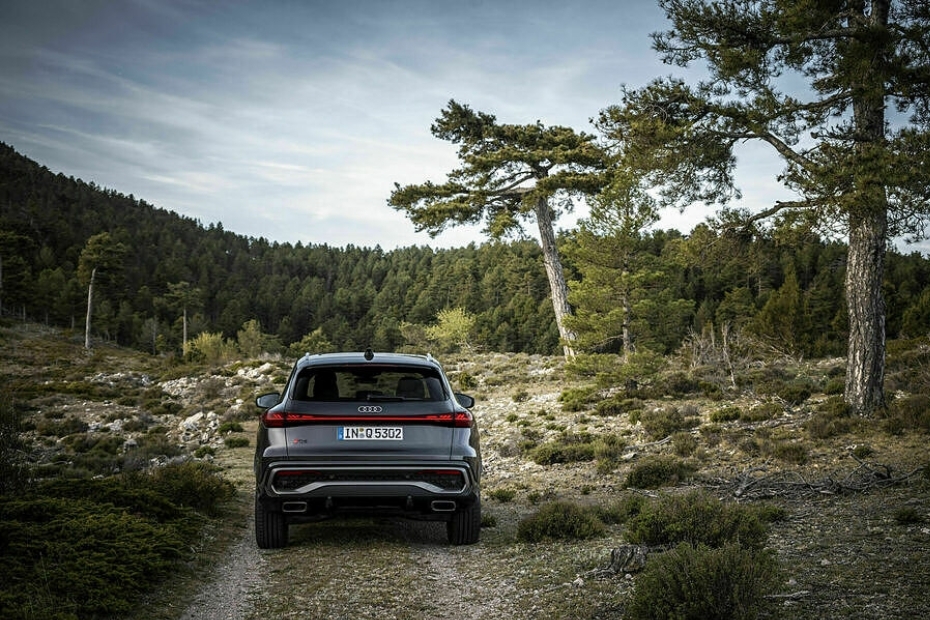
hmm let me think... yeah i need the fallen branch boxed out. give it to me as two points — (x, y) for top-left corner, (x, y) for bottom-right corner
(709, 457), (924, 500)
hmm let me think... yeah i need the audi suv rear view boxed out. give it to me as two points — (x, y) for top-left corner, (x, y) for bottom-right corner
(253, 350), (481, 548)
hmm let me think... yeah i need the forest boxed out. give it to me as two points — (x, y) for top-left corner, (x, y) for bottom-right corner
(2, 142), (929, 361)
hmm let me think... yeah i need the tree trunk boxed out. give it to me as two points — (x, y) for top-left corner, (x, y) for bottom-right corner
(534, 197), (577, 359)
(844, 211), (887, 416)
(183, 305), (189, 356)
(84, 267), (96, 350)
(621, 287), (634, 358)
(843, 0), (890, 416)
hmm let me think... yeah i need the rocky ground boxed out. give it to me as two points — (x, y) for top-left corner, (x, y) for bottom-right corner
(5, 326), (930, 619)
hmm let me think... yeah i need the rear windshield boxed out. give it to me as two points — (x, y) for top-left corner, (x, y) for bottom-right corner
(291, 365), (446, 402)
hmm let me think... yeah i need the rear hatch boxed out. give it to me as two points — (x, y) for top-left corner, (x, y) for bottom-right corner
(263, 364), (470, 461)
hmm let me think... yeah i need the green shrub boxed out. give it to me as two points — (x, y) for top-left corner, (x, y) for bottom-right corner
(882, 394), (930, 434)
(194, 445), (216, 458)
(35, 416), (88, 437)
(740, 401), (782, 423)
(594, 394), (630, 417)
(638, 405), (700, 440)
(593, 435), (627, 473)
(776, 379), (813, 405)
(624, 491), (770, 551)
(595, 493), (648, 525)
(672, 432), (698, 457)
(663, 371), (700, 396)
(0, 461), (235, 619)
(0, 390), (29, 493)
(699, 380), (725, 400)
(710, 406), (741, 423)
(558, 386), (600, 412)
(773, 441), (808, 464)
(527, 434), (596, 465)
(217, 421), (244, 433)
(893, 506), (923, 525)
(625, 543), (782, 620)
(516, 501), (605, 542)
(626, 456), (697, 489)
(488, 488), (516, 502)
(807, 396), (854, 439)
(134, 461), (236, 517)
(824, 377), (845, 395)
(224, 436), (250, 448)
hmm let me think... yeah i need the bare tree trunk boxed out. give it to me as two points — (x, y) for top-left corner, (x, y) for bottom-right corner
(84, 266), (96, 350)
(621, 288), (634, 358)
(845, 211), (887, 415)
(534, 197), (576, 359)
(183, 305), (188, 355)
(843, 0), (890, 416)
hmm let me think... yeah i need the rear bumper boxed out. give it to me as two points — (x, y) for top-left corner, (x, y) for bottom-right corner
(256, 461), (479, 520)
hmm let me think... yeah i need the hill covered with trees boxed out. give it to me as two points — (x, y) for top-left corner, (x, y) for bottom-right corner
(1, 141), (929, 359)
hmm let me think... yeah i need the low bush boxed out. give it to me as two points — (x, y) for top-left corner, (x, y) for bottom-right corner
(594, 394), (638, 417)
(516, 501), (605, 542)
(625, 456), (697, 489)
(593, 435), (627, 473)
(807, 396), (854, 439)
(488, 488), (516, 502)
(637, 405), (701, 440)
(526, 433), (596, 465)
(881, 394), (930, 434)
(625, 543), (782, 620)
(740, 401), (782, 423)
(0, 462), (235, 618)
(224, 436), (250, 448)
(624, 491), (770, 551)
(35, 416), (88, 437)
(558, 386), (601, 412)
(217, 421), (244, 433)
(672, 432), (698, 457)
(595, 493), (648, 525)
(772, 441), (808, 464)
(710, 406), (741, 423)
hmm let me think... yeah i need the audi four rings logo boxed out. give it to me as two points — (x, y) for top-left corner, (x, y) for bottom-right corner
(357, 405), (383, 413)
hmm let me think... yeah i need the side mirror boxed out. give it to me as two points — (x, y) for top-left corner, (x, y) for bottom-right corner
(455, 393), (475, 409)
(255, 393), (281, 409)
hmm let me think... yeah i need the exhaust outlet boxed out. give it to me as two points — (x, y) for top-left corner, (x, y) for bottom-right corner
(431, 500), (457, 512)
(281, 501), (308, 513)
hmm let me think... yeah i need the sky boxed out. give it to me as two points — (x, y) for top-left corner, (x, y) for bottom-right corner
(2, 0), (797, 250)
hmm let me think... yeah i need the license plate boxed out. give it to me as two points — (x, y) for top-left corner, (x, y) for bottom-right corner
(338, 427), (403, 441)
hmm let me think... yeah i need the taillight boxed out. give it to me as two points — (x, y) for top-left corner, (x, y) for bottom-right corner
(452, 409), (474, 428)
(262, 410), (474, 428)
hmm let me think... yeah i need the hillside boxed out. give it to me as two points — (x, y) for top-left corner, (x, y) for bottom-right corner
(3, 142), (930, 363)
(2, 322), (929, 618)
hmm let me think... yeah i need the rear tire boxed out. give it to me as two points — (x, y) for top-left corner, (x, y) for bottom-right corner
(447, 494), (481, 545)
(255, 494), (288, 549)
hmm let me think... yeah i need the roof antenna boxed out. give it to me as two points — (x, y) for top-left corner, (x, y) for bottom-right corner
(364, 347), (374, 361)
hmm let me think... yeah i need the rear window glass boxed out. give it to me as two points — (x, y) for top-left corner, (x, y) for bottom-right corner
(291, 366), (446, 402)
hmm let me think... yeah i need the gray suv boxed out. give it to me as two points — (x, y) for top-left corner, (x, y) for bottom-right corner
(253, 350), (481, 548)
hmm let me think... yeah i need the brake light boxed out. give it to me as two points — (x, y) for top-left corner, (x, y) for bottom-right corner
(452, 409), (474, 428)
(261, 410), (474, 428)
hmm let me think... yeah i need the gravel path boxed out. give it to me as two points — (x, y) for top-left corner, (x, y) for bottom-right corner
(178, 514), (266, 620)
